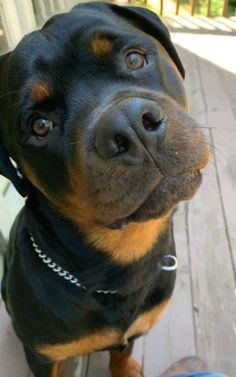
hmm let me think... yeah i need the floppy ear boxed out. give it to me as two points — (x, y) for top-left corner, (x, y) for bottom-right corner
(0, 54), (28, 197)
(0, 145), (28, 197)
(109, 5), (185, 79)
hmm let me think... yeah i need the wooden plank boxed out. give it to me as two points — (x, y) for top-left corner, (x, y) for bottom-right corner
(183, 36), (236, 374)
(197, 37), (236, 273)
(0, 231), (6, 302)
(188, 129), (236, 376)
(64, 356), (88, 377)
(198, 58), (234, 129)
(0, 177), (9, 195)
(144, 203), (196, 376)
(172, 43), (206, 123)
(0, 0), (23, 49)
(0, 257), (3, 302)
(0, 303), (30, 377)
(211, 128), (236, 273)
(86, 351), (110, 377)
(29, 357), (88, 377)
(14, 0), (36, 36)
(221, 69), (236, 121)
(133, 336), (144, 367)
(0, 195), (13, 239)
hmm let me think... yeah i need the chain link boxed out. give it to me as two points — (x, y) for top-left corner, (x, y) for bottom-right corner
(30, 234), (118, 295)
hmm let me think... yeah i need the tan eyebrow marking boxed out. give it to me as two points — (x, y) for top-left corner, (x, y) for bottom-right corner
(31, 82), (52, 102)
(91, 35), (114, 57)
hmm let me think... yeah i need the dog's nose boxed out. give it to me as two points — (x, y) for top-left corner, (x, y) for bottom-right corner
(95, 98), (168, 164)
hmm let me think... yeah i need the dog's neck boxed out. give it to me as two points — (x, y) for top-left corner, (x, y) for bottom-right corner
(25, 188), (175, 294)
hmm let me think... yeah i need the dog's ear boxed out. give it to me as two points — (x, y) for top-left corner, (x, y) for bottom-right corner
(110, 5), (185, 79)
(0, 54), (28, 197)
(0, 144), (28, 197)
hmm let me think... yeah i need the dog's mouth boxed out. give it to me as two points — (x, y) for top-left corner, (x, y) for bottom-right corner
(105, 169), (202, 230)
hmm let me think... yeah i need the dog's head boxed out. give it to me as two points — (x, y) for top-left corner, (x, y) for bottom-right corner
(0, 3), (209, 236)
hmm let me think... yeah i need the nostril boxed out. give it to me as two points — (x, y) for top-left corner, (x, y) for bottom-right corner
(142, 112), (165, 132)
(114, 134), (130, 155)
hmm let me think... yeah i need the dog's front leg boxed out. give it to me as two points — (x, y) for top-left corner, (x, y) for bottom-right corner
(24, 346), (64, 377)
(109, 340), (143, 377)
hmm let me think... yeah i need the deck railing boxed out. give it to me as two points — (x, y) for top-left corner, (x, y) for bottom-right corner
(172, 0), (230, 16)
(0, 0), (234, 52)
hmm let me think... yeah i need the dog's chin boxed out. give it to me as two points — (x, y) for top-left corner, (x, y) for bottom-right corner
(106, 169), (202, 230)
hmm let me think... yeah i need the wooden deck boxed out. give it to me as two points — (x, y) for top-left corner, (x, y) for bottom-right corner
(1, 15), (236, 377)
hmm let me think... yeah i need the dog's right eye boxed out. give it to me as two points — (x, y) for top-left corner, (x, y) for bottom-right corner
(31, 118), (54, 138)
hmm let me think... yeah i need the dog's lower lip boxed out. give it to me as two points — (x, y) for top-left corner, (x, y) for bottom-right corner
(107, 218), (128, 230)
(105, 168), (202, 230)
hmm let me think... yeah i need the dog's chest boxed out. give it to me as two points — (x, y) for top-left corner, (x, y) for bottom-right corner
(37, 299), (169, 361)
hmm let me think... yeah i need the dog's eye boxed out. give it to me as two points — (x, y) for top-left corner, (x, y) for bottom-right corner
(31, 118), (54, 138)
(125, 51), (146, 70)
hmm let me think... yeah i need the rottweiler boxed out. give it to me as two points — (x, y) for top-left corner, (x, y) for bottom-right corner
(0, 2), (209, 377)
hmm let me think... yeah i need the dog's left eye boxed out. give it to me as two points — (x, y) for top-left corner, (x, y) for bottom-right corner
(125, 51), (146, 70)
(31, 118), (54, 138)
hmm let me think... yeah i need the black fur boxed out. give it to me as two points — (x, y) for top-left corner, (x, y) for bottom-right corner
(0, 3), (208, 376)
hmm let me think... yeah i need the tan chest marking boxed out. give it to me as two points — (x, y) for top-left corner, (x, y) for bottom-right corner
(124, 299), (170, 339)
(38, 300), (170, 362)
(86, 216), (171, 264)
(38, 328), (122, 361)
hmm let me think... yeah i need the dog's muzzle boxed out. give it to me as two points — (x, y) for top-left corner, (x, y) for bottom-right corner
(95, 98), (168, 165)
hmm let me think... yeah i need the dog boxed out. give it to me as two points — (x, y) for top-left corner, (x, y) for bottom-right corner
(0, 2), (209, 377)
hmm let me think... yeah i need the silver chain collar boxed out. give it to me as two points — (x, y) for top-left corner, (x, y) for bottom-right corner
(30, 234), (178, 296)
(30, 234), (118, 295)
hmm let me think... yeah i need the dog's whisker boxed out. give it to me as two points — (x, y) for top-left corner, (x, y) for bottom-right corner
(0, 90), (20, 99)
(0, 101), (20, 115)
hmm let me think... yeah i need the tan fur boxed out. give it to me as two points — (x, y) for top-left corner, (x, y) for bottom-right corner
(110, 342), (142, 377)
(38, 328), (123, 361)
(91, 35), (113, 57)
(38, 300), (170, 362)
(110, 356), (142, 377)
(21, 159), (171, 265)
(85, 214), (171, 264)
(125, 299), (170, 339)
(31, 82), (51, 102)
(55, 183), (171, 264)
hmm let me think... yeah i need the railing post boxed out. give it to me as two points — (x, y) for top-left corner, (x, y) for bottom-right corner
(160, 0), (164, 15)
(222, 0), (229, 16)
(175, 0), (180, 15)
(191, 0), (197, 16)
(207, 0), (211, 17)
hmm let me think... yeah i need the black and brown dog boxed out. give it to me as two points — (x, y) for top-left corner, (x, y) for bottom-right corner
(0, 2), (209, 377)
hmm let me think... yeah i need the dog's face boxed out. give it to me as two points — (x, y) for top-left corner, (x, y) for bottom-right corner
(0, 3), (209, 232)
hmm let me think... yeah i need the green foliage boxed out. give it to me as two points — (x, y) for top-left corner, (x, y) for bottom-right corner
(197, 0), (236, 15)
(229, 0), (236, 14)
